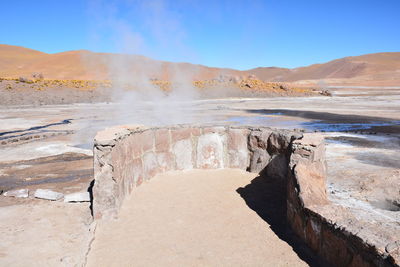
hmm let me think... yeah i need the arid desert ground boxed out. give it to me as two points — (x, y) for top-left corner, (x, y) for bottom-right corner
(0, 84), (399, 265)
(2, 0), (400, 264)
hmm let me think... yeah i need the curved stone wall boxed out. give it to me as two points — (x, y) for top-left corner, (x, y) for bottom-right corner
(92, 124), (398, 266)
(287, 135), (399, 267)
(92, 125), (300, 219)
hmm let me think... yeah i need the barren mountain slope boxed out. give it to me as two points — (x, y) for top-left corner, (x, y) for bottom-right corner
(248, 52), (400, 85)
(1, 44), (399, 85)
(0, 45), (246, 81)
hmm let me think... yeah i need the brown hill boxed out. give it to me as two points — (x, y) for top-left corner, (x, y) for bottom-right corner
(0, 44), (246, 82)
(1, 44), (399, 86)
(247, 53), (400, 86)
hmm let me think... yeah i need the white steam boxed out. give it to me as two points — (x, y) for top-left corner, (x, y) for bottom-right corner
(75, 0), (205, 145)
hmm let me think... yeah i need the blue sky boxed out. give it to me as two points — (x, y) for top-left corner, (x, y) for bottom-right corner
(0, 0), (399, 69)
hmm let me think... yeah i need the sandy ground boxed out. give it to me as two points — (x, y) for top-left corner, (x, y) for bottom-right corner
(0, 199), (94, 266)
(87, 169), (308, 267)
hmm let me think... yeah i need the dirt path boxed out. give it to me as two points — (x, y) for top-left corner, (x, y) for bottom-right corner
(87, 169), (308, 267)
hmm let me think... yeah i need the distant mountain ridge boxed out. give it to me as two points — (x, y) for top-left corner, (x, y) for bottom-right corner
(1, 44), (399, 86)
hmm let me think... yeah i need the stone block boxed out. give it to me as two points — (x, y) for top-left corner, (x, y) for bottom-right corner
(321, 227), (353, 266)
(172, 139), (193, 170)
(248, 129), (271, 151)
(94, 126), (131, 146)
(295, 133), (324, 147)
(290, 209), (305, 240)
(138, 130), (155, 152)
(64, 192), (90, 202)
(3, 188), (29, 198)
(111, 145), (124, 182)
(155, 129), (170, 152)
(264, 154), (288, 179)
(267, 131), (292, 154)
(202, 126), (226, 135)
(197, 133), (224, 169)
(156, 152), (175, 172)
(349, 254), (374, 267)
(228, 149), (249, 169)
(293, 159), (328, 207)
(248, 148), (270, 173)
(125, 135), (142, 158)
(92, 162), (118, 219)
(228, 128), (248, 151)
(305, 217), (321, 252)
(128, 131), (155, 157)
(143, 152), (159, 179)
(227, 129), (249, 169)
(34, 189), (63, 201)
(171, 128), (194, 142)
(132, 158), (143, 186)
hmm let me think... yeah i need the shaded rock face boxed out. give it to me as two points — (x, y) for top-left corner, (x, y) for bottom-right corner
(247, 129), (299, 177)
(248, 130), (271, 173)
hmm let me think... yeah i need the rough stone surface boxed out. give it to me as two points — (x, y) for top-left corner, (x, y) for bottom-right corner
(249, 148), (270, 173)
(64, 192), (91, 202)
(248, 129), (270, 151)
(293, 160), (328, 206)
(197, 133), (224, 169)
(3, 188), (29, 198)
(154, 129), (170, 152)
(290, 134), (328, 206)
(321, 227), (352, 266)
(172, 139), (193, 170)
(265, 154), (288, 179)
(386, 241), (400, 254)
(94, 126), (133, 146)
(34, 189), (64, 201)
(156, 152), (174, 173)
(227, 128), (249, 169)
(202, 126), (226, 134)
(132, 158), (143, 186)
(143, 152), (159, 179)
(137, 130), (155, 153)
(267, 131), (292, 154)
(171, 128), (193, 142)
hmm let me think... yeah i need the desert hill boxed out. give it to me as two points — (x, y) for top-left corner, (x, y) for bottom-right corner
(0, 44), (245, 82)
(1, 44), (399, 86)
(248, 52), (400, 86)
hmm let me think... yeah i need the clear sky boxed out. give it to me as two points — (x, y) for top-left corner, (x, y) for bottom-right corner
(1, 0), (399, 70)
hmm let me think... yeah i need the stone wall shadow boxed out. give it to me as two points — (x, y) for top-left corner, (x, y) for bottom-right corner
(236, 171), (331, 267)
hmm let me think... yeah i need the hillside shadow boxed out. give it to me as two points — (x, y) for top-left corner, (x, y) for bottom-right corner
(236, 172), (330, 267)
